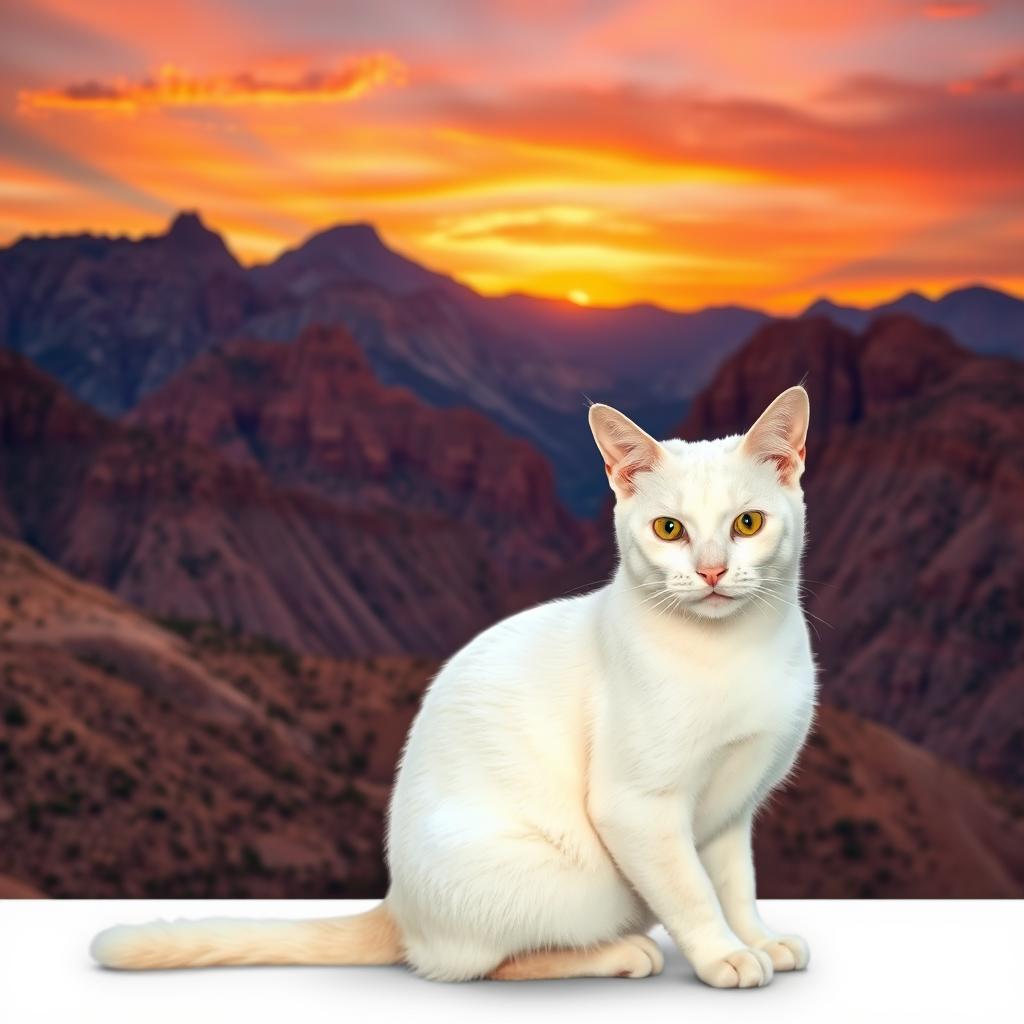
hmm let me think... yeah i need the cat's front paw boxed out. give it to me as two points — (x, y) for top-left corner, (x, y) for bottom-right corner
(753, 934), (809, 972)
(695, 947), (774, 989)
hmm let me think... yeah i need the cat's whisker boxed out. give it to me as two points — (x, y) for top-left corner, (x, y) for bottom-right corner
(745, 590), (780, 622)
(751, 576), (824, 603)
(637, 592), (672, 613)
(545, 575), (617, 600)
(765, 597), (820, 642)
(647, 592), (680, 618)
(751, 587), (827, 641)
(629, 581), (668, 594)
(756, 571), (836, 588)
(770, 593), (835, 630)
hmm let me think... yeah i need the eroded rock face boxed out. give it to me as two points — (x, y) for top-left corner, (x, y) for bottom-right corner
(128, 324), (584, 583)
(0, 214), (768, 515)
(0, 351), (509, 657)
(0, 538), (431, 897)
(755, 704), (1024, 898)
(676, 315), (1024, 786)
(678, 315), (970, 445)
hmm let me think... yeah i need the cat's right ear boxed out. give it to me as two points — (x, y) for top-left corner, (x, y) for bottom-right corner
(588, 404), (663, 497)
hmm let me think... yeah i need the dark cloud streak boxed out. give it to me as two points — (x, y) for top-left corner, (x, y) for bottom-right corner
(0, 119), (172, 217)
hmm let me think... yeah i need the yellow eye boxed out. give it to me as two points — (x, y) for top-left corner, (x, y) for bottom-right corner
(652, 517), (685, 541)
(733, 511), (764, 537)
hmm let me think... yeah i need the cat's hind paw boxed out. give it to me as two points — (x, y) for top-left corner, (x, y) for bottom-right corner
(623, 933), (665, 976)
(696, 947), (774, 988)
(754, 934), (809, 972)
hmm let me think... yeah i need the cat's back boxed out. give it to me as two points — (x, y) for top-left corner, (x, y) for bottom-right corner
(439, 590), (599, 725)
(390, 589), (602, 813)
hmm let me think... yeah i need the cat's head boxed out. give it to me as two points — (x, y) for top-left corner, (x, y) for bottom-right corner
(589, 387), (809, 621)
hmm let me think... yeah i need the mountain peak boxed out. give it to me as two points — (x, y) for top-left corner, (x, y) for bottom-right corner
(161, 211), (238, 272)
(942, 283), (1015, 304)
(167, 210), (212, 241)
(316, 222), (383, 245)
(892, 289), (929, 305)
(804, 296), (847, 314)
(259, 220), (452, 297)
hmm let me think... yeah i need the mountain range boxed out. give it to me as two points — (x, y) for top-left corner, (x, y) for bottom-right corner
(4, 212), (1021, 513)
(126, 322), (583, 584)
(1, 537), (1020, 898)
(0, 339), (583, 657)
(803, 286), (1024, 360)
(1, 212), (1021, 899)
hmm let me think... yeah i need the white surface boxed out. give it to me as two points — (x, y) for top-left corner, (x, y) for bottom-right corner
(2, 898), (1019, 1023)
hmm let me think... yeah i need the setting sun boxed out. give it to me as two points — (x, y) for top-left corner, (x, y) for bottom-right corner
(567, 289), (591, 306)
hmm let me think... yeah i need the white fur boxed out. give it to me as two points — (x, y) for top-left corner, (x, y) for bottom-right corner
(92, 387), (816, 988)
(386, 386), (816, 986)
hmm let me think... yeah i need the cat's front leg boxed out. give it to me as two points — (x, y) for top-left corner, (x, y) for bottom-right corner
(699, 812), (810, 972)
(589, 788), (775, 988)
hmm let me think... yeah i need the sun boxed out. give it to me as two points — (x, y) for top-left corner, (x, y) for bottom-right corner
(567, 289), (591, 306)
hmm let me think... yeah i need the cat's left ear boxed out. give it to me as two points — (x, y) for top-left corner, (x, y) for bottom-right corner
(740, 386), (810, 487)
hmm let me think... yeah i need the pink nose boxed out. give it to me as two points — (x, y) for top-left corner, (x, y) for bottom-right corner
(697, 565), (727, 588)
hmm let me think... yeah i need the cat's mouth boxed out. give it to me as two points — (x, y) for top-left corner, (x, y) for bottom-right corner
(703, 591), (734, 603)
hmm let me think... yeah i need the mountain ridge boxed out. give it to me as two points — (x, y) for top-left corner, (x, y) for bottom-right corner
(127, 322), (584, 583)
(2, 212), (1021, 515)
(1, 535), (1021, 897)
(0, 347), (536, 657)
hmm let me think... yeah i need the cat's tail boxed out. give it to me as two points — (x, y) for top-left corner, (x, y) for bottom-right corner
(90, 901), (403, 971)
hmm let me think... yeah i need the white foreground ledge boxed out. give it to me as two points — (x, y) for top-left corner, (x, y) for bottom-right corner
(2, 898), (1017, 1023)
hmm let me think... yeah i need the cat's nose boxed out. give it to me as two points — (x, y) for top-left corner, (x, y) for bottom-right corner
(697, 565), (727, 588)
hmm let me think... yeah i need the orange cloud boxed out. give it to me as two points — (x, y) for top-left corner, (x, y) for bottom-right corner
(428, 74), (1024, 205)
(18, 54), (406, 114)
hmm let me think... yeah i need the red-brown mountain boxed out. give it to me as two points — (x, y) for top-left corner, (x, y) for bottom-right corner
(677, 315), (1024, 786)
(2, 538), (1020, 898)
(0, 537), (432, 897)
(128, 324), (581, 583)
(241, 224), (795, 511)
(0, 350), (510, 657)
(7, 212), (1019, 514)
(0, 213), (764, 514)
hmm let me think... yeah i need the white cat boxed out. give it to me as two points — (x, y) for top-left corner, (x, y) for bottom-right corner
(92, 386), (816, 989)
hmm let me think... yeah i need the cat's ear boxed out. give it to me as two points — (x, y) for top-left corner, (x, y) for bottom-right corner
(740, 386), (810, 486)
(588, 404), (663, 497)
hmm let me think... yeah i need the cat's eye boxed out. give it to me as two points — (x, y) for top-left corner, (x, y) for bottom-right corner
(652, 517), (685, 542)
(733, 511), (765, 537)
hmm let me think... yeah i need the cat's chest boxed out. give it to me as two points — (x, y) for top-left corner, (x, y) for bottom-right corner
(608, 636), (814, 791)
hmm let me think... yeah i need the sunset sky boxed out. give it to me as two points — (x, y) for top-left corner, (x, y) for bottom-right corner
(2, 0), (1023, 311)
